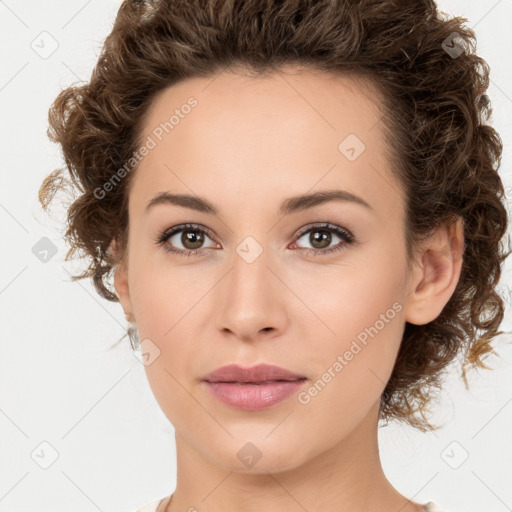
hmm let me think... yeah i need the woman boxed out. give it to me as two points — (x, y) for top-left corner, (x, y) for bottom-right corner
(38, 1), (510, 511)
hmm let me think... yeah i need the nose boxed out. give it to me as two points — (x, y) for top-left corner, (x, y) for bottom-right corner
(214, 240), (289, 342)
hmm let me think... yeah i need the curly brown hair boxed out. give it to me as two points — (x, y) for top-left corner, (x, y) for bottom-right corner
(38, 0), (510, 432)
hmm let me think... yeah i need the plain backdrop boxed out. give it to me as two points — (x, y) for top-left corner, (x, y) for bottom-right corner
(1, 1), (511, 511)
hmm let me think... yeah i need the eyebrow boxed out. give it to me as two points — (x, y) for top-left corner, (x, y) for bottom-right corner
(145, 189), (374, 216)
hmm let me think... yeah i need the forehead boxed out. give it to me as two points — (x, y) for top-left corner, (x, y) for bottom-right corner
(129, 66), (402, 219)
(138, 66), (386, 147)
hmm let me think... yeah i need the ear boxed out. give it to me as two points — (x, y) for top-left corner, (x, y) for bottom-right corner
(109, 238), (135, 324)
(404, 217), (464, 325)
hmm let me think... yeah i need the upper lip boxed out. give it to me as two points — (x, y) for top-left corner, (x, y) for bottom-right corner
(203, 364), (307, 383)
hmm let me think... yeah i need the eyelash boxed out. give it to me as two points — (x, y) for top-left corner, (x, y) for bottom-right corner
(155, 222), (355, 258)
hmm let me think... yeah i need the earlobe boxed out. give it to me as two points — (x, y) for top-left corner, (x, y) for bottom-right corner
(404, 217), (464, 325)
(109, 238), (135, 324)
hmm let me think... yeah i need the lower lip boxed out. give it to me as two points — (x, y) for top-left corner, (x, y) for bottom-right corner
(204, 379), (307, 410)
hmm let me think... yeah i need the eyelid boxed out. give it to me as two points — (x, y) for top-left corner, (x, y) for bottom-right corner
(294, 222), (353, 240)
(155, 223), (218, 252)
(159, 223), (216, 240)
(290, 222), (354, 254)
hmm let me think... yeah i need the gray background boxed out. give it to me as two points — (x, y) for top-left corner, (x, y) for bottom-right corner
(1, 1), (511, 511)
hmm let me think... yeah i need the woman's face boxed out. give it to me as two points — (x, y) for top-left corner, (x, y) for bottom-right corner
(115, 67), (416, 472)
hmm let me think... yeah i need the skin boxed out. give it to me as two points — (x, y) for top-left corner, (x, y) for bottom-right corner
(112, 65), (464, 512)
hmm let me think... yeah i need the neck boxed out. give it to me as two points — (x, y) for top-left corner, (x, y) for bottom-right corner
(164, 401), (424, 512)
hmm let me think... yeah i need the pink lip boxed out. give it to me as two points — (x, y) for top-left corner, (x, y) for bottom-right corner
(202, 364), (308, 411)
(203, 363), (306, 383)
(204, 380), (307, 410)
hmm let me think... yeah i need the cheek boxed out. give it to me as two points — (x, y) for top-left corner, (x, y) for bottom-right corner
(293, 288), (405, 445)
(289, 249), (406, 342)
(127, 257), (195, 334)
(289, 253), (406, 399)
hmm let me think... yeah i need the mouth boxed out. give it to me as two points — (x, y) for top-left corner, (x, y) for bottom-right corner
(202, 363), (308, 410)
(207, 378), (307, 384)
(203, 378), (308, 411)
(202, 363), (307, 384)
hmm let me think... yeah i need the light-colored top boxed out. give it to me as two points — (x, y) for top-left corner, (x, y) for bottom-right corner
(424, 503), (450, 512)
(131, 497), (166, 512)
(132, 497), (451, 512)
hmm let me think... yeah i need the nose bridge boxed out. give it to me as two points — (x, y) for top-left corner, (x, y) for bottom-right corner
(214, 232), (287, 337)
(230, 233), (274, 302)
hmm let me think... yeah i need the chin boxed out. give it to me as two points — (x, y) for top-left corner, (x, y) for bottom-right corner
(203, 435), (307, 474)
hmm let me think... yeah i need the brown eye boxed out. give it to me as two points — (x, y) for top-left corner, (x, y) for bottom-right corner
(180, 229), (205, 250)
(157, 223), (217, 256)
(307, 229), (332, 249)
(293, 223), (354, 256)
